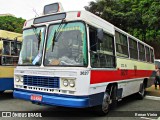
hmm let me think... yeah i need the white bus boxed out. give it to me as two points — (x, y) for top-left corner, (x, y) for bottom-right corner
(14, 3), (155, 115)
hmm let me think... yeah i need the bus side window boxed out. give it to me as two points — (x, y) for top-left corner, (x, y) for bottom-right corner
(150, 49), (154, 63)
(138, 43), (145, 61)
(89, 27), (115, 68)
(89, 28), (97, 51)
(89, 27), (100, 67)
(115, 31), (128, 57)
(3, 41), (10, 55)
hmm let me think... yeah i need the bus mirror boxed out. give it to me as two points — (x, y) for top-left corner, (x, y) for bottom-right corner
(97, 28), (104, 42)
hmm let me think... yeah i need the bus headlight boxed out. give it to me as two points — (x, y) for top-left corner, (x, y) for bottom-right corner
(69, 80), (75, 87)
(63, 79), (68, 87)
(15, 77), (20, 82)
(20, 76), (23, 82)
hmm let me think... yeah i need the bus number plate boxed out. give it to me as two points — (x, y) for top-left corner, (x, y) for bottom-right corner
(31, 94), (42, 101)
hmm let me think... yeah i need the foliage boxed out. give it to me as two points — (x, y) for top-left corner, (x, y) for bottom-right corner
(85, 0), (160, 42)
(0, 16), (25, 33)
(85, 0), (160, 58)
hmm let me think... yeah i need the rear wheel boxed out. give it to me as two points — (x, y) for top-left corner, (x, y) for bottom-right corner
(137, 83), (145, 100)
(110, 85), (118, 109)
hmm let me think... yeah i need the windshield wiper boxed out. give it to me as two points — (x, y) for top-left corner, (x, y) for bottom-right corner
(31, 25), (41, 50)
(51, 19), (65, 51)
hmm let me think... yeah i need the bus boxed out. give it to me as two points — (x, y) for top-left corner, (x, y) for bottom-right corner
(13, 3), (155, 115)
(0, 30), (22, 93)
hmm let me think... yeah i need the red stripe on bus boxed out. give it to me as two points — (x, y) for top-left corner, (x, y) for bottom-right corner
(90, 69), (153, 84)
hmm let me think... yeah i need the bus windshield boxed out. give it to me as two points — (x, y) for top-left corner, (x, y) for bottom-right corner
(18, 26), (45, 65)
(44, 22), (88, 66)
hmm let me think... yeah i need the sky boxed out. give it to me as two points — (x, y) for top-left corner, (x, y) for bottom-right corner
(0, 0), (94, 20)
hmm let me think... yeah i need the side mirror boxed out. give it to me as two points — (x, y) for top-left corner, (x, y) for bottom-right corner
(97, 28), (104, 42)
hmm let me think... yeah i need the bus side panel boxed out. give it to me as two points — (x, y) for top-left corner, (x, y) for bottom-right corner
(0, 67), (14, 78)
(0, 67), (14, 91)
(0, 78), (14, 91)
(90, 69), (153, 84)
(118, 79), (143, 98)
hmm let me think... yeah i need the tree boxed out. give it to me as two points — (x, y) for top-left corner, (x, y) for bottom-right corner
(0, 16), (25, 33)
(85, 0), (160, 58)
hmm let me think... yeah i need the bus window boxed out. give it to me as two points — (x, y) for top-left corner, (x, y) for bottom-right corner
(11, 42), (22, 56)
(99, 34), (115, 67)
(138, 43), (145, 61)
(2, 56), (19, 65)
(17, 43), (21, 55)
(115, 31), (128, 57)
(90, 27), (115, 68)
(44, 22), (87, 66)
(89, 28), (97, 52)
(145, 46), (150, 62)
(19, 26), (45, 65)
(3, 41), (10, 55)
(150, 49), (154, 63)
(129, 38), (138, 60)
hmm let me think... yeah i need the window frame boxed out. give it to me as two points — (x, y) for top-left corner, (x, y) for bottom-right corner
(129, 37), (138, 60)
(138, 42), (146, 61)
(89, 26), (116, 68)
(0, 39), (22, 66)
(145, 46), (150, 62)
(150, 48), (154, 63)
(115, 31), (129, 58)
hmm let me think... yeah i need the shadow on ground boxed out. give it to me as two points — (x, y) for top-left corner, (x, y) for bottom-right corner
(0, 91), (13, 100)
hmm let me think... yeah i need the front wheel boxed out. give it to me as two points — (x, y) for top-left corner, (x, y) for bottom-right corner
(94, 91), (110, 116)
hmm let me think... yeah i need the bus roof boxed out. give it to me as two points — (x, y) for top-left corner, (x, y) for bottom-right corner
(0, 30), (22, 41)
(24, 10), (153, 49)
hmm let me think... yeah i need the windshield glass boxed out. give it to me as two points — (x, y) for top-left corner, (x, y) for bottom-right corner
(44, 22), (87, 66)
(18, 26), (45, 65)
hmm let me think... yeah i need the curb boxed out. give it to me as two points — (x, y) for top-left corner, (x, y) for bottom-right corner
(145, 95), (160, 101)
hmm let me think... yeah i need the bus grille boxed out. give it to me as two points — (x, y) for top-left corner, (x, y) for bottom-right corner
(23, 75), (59, 88)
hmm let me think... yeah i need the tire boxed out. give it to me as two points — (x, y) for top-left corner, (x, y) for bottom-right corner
(137, 83), (145, 100)
(94, 91), (110, 116)
(110, 86), (118, 110)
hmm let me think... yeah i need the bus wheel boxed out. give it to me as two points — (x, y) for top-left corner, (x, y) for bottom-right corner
(110, 85), (117, 110)
(137, 83), (145, 100)
(94, 91), (110, 116)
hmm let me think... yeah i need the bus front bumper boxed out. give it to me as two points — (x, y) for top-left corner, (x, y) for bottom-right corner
(13, 90), (92, 108)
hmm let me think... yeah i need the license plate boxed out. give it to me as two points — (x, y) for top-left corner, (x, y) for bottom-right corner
(31, 94), (42, 102)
